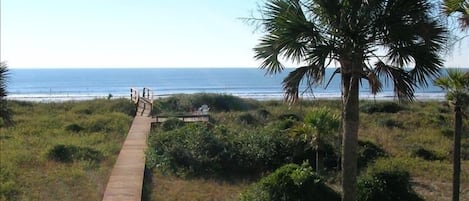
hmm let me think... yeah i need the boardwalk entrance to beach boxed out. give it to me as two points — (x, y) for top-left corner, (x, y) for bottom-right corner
(102, 88), (209, 201)
(102, 88), (153, 201)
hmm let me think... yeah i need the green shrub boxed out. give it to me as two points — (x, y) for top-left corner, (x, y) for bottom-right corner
(278, 113), (301, 121)
(153, 93), (258, 115)
(440, 127), (453, 137)
(47, 144), (103, 163)
(377, 118), (403, 128)
(0, 167), (18, 201)
(412, 147), (445, 161)
(238, 113), (257, 125)
(239, 163), (340, 201)
(148, 123), (302, 176)
(65, 123), (84, 133)
(161, 118), (184, 131)
(110, 99), (136, 116)
(358, 170), (424, 201)
(147, 124), (225, 175)
(256, 109), (270, 120)
(361, 102), (404, 114)
(358, 141), (387, 170)
(272, 119), (298, 130)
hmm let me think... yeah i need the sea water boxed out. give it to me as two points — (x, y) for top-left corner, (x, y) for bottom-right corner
(6, 68), (448, 102)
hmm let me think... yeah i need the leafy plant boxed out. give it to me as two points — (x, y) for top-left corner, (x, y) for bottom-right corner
(358, 141), (387, 170)
(358, 170), (424, 201)
(361, 102), (404, 114)
(47, 144), (103, 163)
(239, 163), (340, 201)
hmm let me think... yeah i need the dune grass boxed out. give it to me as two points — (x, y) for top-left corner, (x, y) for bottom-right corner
(0, 95), (468, 201)
(0, 99), (134, 201)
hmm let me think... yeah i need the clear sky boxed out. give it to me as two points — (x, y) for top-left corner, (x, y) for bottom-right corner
(1, 0), (468, 68)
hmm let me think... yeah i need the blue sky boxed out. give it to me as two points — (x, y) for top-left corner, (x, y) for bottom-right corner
(1, 0), (468, 68)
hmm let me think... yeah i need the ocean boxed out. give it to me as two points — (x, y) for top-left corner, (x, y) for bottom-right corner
(6, 68), (449, 102)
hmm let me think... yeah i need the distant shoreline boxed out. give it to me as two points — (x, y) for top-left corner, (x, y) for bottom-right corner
(6, 92), (446, 102)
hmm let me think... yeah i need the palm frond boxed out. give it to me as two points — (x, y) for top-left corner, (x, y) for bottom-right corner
(255, 0), (323, 75)
(362, 68), (382, 95)
(0, 62), (9, 99)
(374, 61), (415, 101)
(444, 0), (469, 29)
(282, 65), (325, 103)
(377, 0), (446, 87)
(435, 69), (469, 106)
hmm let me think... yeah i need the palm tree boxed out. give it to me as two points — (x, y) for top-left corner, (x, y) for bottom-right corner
(444, 0), (469, 30)
(0, 62), (12, 126)
(304, 107), (340, 174)
(434, 69), (469, 201)
(251, 1), (446, 200)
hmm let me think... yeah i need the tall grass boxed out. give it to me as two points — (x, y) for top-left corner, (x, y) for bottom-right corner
(0, 99), (133, 201)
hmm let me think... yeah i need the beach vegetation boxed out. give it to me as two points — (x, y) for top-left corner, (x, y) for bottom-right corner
(1, 94), (468, 201)
(434, 69), (469, 201)
(0, 62), (12, 127)
(443, 0), (469, 30)
(152, 93), (258, 115)
(146, 95), (468, 201)
(239, 163), (341, 201)
(358, 169), (424, 201)
(0, 99), (133, 201)
(250, 0), (446, 200)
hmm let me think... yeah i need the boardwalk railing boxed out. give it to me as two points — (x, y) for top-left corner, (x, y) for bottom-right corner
(130, 88), (139, 104)
(142, 87), (154, 103)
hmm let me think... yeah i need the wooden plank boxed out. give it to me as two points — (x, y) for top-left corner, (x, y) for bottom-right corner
(102, 96), (152, 201)
(102, 116), (152, 201)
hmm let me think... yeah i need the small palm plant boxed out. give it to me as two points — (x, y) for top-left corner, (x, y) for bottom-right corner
(0, 62), (12, 126)
(434, 69), (469, 201)
(290, 107), (340, 174)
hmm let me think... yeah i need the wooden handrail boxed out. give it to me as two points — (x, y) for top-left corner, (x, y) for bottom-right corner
(130, 88), (139, 104)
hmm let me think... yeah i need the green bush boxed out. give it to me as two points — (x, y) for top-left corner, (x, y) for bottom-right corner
(47, 144), (103, 163)
(65, 123), (84, 133)
(110, 99), (136, 116)
(153, 93), (258, 115)
(377, 118), (403, 129)
(147, 124), (225, 175)
(412, 147), (445, 161)
(161, 118), (184, 131)
(147, 123), (308, 176)
(440, 127), (453, 137)
(238, 113), (257, 125)
(239, 163), (340, 201)
(358, 141), (387, 170)
(257, 109), (270, 120)
(272, 119), (298, 130)
(278, 113), (301, 121)
(0, 166), (18, 201)
(358, 170), (423, 201)
(361, 102), (404, 114)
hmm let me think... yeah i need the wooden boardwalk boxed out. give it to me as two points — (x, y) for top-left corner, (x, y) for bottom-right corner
(102, 88), (210, 201)
(102, 96), (152, 201)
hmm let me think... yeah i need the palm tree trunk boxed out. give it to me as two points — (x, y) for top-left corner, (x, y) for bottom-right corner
(341, 61), (360, 201)
(453, 105), (462, 201)
(316, 142), (324, 175)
